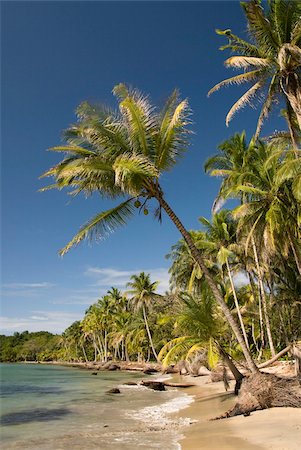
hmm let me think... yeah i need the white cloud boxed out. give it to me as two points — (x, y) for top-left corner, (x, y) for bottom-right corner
(1, 282), (55, 298)
(85, 266), (170, 294)
(51, 293), (100, 306)
(2, 282), (55, 289)
(0, 311), (82, 335)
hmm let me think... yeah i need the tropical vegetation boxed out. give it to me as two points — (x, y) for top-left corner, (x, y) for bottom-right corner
(3, 2), (300, 387)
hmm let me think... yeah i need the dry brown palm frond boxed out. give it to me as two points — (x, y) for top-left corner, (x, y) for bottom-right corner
(208, 70), (263, 96)
(225, 56), (271, 68)
(255, 76), (278, 139)
(226, 81), (263, 126)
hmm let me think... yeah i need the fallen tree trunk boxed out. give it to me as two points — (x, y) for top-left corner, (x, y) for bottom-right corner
(213, 372), (301, 420)
(258, 345), (292, 369)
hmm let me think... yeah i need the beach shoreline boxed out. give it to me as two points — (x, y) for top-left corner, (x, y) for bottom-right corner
(9, 361), (301, 449)
(173, 373), (301, 450)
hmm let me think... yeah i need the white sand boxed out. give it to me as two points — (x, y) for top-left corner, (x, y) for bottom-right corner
(171, 374), (301, 450)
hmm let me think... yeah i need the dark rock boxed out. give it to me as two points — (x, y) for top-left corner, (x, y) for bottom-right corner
(108, 364), (120, 371)
(143, 368), (156, 375)
(141, 380), (165, 391)
(123, 381), (138, 386)
(163, 365), (178, 374)
(106, 388), (121, 394)
(91, 372), (98, 375)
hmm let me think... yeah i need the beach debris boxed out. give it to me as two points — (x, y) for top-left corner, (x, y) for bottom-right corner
(162, 365), (179, 374)
(143, 368), (158, 374)
(140, 380), (166, 391)
(106, 388), (121, 394)
(108, 364), (120, 371)
(163, 381), (195, 388)
(213, 372), (301, 420)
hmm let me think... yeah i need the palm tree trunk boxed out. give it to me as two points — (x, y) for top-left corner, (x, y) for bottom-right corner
(156, 193), (258, 373)
(251, 237), (276, 357)
(226, 259), (249, 350)
(81, 344), (88, 362)
(248, 272), (265, 351)
(104, 330), (108, 363)
(282, 77), (301, 133)
(285, 100), (299, 156)
(142, 305), (159, 363)
(288, 233), (301, 276)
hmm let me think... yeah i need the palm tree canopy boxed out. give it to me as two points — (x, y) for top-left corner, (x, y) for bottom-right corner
(40, 84), (191, 255)
(209, 0), (301, 136)
(126, 272), (160, 313)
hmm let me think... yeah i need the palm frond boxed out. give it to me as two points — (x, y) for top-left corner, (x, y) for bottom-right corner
(255, 75), (278, 139)
(241, 0), (278, 54)
(113, 153), (159, 194)
(49, 146), (97, 157)
(156, 97), (191, 170)
(225, 56), (271, 68)
(216, 28), (262, 56)
(114, 83), (156, 156)
(208, 70), (264, 96)
(59, 198), (135, 256)
(226, 81), (264, 126)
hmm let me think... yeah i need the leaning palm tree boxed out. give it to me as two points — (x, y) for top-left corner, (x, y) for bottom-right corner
(126, 272), (160, 362)
(208, 0), (301, 137)
(41, 84), (257, 372)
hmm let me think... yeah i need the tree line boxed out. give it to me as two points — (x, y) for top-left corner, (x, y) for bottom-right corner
(3, 1), (300, 372)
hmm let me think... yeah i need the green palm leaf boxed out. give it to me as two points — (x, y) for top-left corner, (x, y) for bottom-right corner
(59, 198), (135, 256)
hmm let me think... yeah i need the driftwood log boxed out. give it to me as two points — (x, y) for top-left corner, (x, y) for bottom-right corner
(214, 372), (301, 419)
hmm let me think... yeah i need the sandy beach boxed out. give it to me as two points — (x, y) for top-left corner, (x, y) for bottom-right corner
(173, 373), (301, 450)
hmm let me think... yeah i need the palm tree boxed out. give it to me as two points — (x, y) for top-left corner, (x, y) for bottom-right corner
(41, 84), (257, 372)
(158, 290), (221, 370)
(167, 230), (214, 294)
(205, 135), (301, 356)
(126, 272), (160, 362)
(208, 0), (301, 136)
(199, 211), (250, 350)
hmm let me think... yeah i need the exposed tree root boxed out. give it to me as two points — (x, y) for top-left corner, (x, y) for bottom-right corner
(213, 372), (301, 420)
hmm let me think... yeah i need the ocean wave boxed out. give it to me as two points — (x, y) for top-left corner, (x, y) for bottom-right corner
(128, 393), (195, 428)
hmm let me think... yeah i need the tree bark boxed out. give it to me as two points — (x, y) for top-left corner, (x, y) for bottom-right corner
(258, 344), (292, 369)
(156, 192), (258, 373)
(226, 259), (250, 350)
(251, 237), (276, 357)
(282, 75), (301, 133)
(288, 233), (301, 276)
(142, 305), (159, 363)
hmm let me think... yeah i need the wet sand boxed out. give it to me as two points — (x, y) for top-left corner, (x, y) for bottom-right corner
(173, 374), (301, 450)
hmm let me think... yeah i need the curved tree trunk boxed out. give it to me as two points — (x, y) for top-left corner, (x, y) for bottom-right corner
(248, 272), (265, 355)
(283, 77), (301, 133)
(156, 193), (258, 373)
(285, 100), (299, 156)
(226, 259), (250, 350)
(81, 344), (88, 363)
(251, 237), (276, 357)
(142, 305), (159, 363)
(288, 233), (301, 276)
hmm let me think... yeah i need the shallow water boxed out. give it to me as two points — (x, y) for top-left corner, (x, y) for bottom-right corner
(0, 364), (192, 449)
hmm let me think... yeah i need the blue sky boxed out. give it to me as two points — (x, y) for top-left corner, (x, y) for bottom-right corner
(1, 1), (284, 334)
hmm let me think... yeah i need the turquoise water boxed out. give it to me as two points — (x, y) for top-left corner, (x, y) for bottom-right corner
(0, 364), (192, 449)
